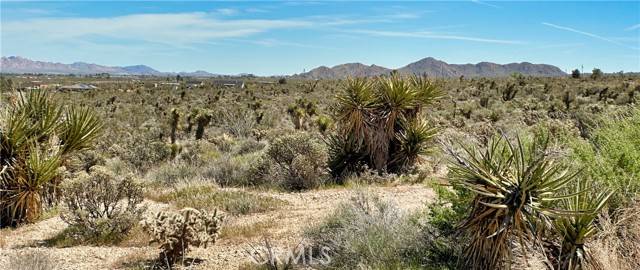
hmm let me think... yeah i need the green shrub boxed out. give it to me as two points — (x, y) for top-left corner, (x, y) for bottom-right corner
(265, 132), (328, 190)
(200, 155), (253, 187)
(567, 107), (640, 209)
(147, 161), (200, 185)
(111, 134), (172, 173)
(419, 184), (470, 269)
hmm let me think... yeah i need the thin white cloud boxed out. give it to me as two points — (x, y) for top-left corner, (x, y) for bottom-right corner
(626, 24), (640, 31)
(350, 29), (524, 44)
(536, 43), (584, 49)
(245, 8), (269, 13)
(233, 38), (335, 50)
(470, 0), (501, 9)
(542, 22), (638, 50)
(215, 8), (238, 16)
(1, 12), (376, 48)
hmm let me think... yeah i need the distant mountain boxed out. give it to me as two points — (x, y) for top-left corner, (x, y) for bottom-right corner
(1, 56), (566, 78)
(121, 65), (163, 76)
(298, 57), (565, 78)
(0, 56), (220, 77)
(301, 63), (391, 79)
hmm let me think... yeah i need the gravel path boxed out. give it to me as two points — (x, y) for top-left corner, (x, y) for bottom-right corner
(0, 184), (435, 270)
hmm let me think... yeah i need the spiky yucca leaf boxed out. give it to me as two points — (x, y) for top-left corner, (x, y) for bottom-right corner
(376, 74), (419, 133)
(326, 133), (368, 180)
(335, 78), (376, 143)
(1, 145), (61, 224)
(15, 90), (62, 143)
(60, 107), (104, 155)
(411, 76), (444, 112)
(390, 119), (438, 171)
(0, 90), (102, 227)
(554, 179), (612, 270)
(449, 133), (584, 269)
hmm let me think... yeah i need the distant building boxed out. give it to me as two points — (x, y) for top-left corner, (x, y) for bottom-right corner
(212, 79), (245, 89)
(16, 81), (47, 91)
(186, 80), (205, 89)
(58, 83), (98, 91)
(256, 80), (276, 85)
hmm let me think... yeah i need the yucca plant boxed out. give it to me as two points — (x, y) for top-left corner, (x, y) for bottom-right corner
(448, 133), (586, 269)
(553, 179), (612, 270)
(334, 77), (376, 145)
(390, 119), (438, 171)
(0, 90), (102, 227)
(329, 74), (442, 176)
(326, 133), (368, 179)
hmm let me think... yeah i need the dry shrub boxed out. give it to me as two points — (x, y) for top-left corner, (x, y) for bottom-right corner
(7, 249), (53, 270)
(0, 229), (6, 248)
(591, 200), (640, 270)
(61, 166), (146, 242)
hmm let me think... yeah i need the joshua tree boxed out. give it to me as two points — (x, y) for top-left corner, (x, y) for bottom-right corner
(169, 108), (180, 144)
(194, 110), (211, 140)
(0, 91), (102, 227)
(590, 68), (603, 80)
(571, 69), (581, 79)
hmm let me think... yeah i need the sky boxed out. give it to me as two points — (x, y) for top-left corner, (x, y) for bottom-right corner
(1, 1), (639, 75)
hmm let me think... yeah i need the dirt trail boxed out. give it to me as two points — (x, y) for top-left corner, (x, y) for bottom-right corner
(0, 184), (435, 270)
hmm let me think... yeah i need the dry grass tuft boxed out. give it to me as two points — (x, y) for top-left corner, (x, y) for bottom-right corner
(154, 183), (286, 216)
(591, 200), (640, 270)
(7, 249), (53, 270)
(220, 218), (277, 241)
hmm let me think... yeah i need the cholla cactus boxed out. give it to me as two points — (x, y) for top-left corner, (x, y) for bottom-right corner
(141, 208), (223, 265)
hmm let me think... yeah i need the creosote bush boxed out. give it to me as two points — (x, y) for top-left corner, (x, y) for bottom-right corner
(265, 132), (328, 190)
(141, 208), (223, 266)
(567, 107), (640, 209)
(61, 166), (146, 241)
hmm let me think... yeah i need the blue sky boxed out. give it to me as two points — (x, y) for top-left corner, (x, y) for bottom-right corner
(1, 1), (639, 75)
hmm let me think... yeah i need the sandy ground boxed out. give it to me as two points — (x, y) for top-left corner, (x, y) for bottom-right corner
(0, 184), (435, 270)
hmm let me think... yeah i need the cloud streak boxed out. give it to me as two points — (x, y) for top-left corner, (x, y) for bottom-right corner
(349, 29), (524, 44)
(1, 12), (379, 48)
(470, 0), (501, 9)
(626, 24), (640, 31)
(542, 22), (638, 50)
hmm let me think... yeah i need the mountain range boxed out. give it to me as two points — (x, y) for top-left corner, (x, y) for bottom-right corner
(297, 57), (566, 78)
(0, 56), (219, 77)
(1, 56), (566, 78)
